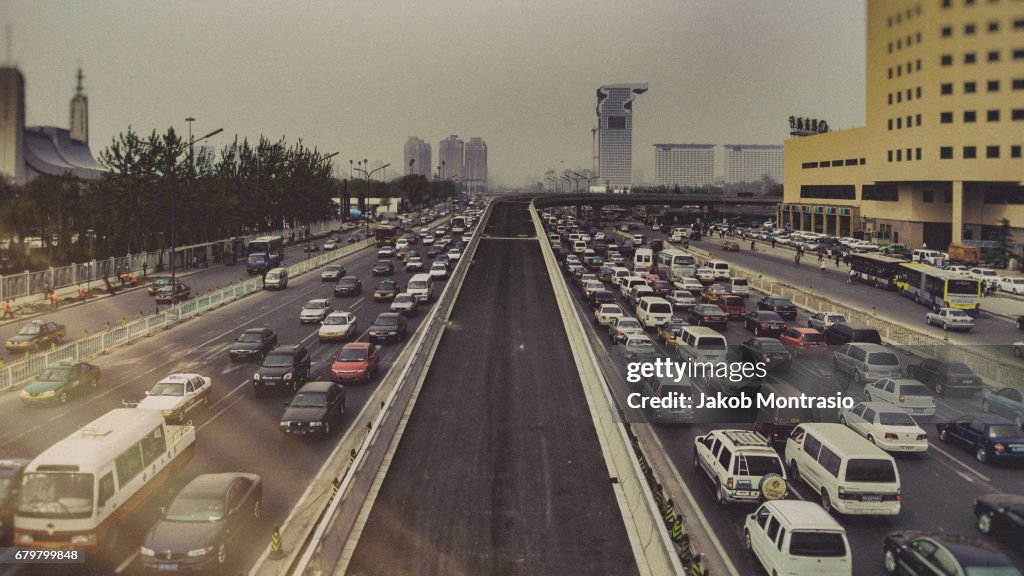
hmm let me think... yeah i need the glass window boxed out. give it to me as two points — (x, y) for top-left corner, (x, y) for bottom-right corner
(964, 111), (977, 123)
(964, 81), (976, 93)
(1012, 145), (1022, 158)
(97, 472), (115, 507)
(988, 50), (1000, 62)
(767, 517), (781, 541)
(964, 146), (977, 158)
(115, 445), (143, 486)
(988, 80), (1000, 92)
(964, 52), (977, 64)
(940, 112), (953, 123)
(987, 146), (1000, 158)
(941, 54), (953, 66)
(845, 459), (897, 483)
(788, 532), (848, 557)
(940, 147), (953, 159)
(140, 425), (167, 467)
(803, 434), (822, 460)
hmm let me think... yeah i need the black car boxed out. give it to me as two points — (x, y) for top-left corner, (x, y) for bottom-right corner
(0, 459), (28, 545)
(140, 473), (262, 573)
(755, 296), (798, 321)
(253, 345), (311, 395)
(367, 313), (408, 344)
(974, 494), (1024, 551)
(589, 289), (618, 308)
(907, 359), (983, 396)
(334, 276), (363, 297)
(372, 260), (395, 276)
(228, 327), (278, 362)
(882, 531), (1020, 575)
(738, 338), (792, 372)
(822, 322), (883, 346)
(743, 311), (788, 337)
(320, 264), (346, 282)
(279, 381), (346, 438)
(687, 304), (728, 330)
(426, 246), (442, 258)
(620, 241), (636, 256)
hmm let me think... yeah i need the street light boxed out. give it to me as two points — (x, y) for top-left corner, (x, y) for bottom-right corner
(353, 162), (391, 236)
(574, 171), (596, 193)
(173, 118), (222, 299)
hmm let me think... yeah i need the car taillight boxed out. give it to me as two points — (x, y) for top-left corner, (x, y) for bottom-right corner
(837, 487), (855, 500)
(726, 477), (734, 490)
(704, 316), (711, 321)
(885, 432), (898, 440)
(863, 363), (869, 370)
(760, 322), (769, 328)
(994, 443), (1006, 453)
(917, 433), (928, 441)
(898, 394), (906, 403)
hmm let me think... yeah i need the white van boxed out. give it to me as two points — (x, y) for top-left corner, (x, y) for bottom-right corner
(264, 267), (289, 290)
(627, 285), (656, 310)
(707, 260), (731, 279)
(406, 273), (434, 302)
(911, 249), (948, 265)
(784, 423), (901, 516)
(610, 267), (632, 287)
(637, 296), (673, 328)
(619, 276), (648, 298)
(633, 248), (654, 273)
(675, 326), (728, 364)
(729, 277), (750, 297)
(744, 500), (852, 576)
(573, 240), (588, 254)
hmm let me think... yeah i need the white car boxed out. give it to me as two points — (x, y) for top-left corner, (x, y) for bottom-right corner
(968, 267), (1001, 284)
(136, 373), (212, 424)
(607, 252), (625, 265)
(675, 277), (705, 293)
(593, 232), (606, 241)
(595, 304), (625, 326)
(997, 276), (1024, 294)
(323, 240), (338, 251)
(925, 307), (975, 331)
(447, 248), (462, 262)
(405, 256), (425, 273)
(422, 234), (435, 245)
(583, 280), (605, 299)
(808, 312), (848, 332)
(318, 311), (358, 342)
(945, 265), (971, 275)
(390, 293), (419, 316)
(864, 378), (936, 417)
(609, 316), (644, 343)
(838, 402), (928, 453)
(695, 267), (716, 283)
(377, 246), (395, 259)
(666, 290), (697, 309)
(429, 262), (449, 279)
(300, 299), (334, 324)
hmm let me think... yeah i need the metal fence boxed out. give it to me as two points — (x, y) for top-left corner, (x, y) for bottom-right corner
(0, 237), (374, 393)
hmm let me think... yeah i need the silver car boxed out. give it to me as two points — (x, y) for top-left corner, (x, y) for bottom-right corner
(808, 312), (848, 332)
(832, 343), (902, 384)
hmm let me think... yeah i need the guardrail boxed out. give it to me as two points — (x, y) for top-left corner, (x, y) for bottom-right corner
(533, 205), (683, 576)
(0, 238), (374, 393)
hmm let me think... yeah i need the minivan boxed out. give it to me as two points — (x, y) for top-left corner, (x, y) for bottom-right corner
(675, 326), (728, 364)
(639, 375), (694, 425)
(573, 240), (588, 254)
(633, 248), (654, 273)
(744, 500), (852, 576)
(627, 285), (656, 310)
(406, 273), (434, 302)
(823, 323), (882, 346)
(619, 276), (648, 299)
(785, 423), (901, 516)
(636, 296), (673, 329)
(729, 277), (750, 297)
(832, 343), (901, 384)
(707, 260), (731, 279)
(264, 268), (289, 290)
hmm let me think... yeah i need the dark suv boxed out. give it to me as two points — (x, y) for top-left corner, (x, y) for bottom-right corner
(253, 344), (311, 395)
(367, 313), (408, 344)
(228, 327), (278, 362)
(822, 322), (882, 346)
(334, 276), (363, 297)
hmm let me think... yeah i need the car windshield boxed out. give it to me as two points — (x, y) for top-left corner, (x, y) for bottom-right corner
(878, 412), (917, 426)
(262, 354), (294, 368)
(619, 319), (641, 329)
(17, 325), (41, 336)
(290, 392), (327, 408)
(759, 312), (783, 322)
(37, 368), (71, 382)
(339, 349), (367, 362)
(900, 384), (931, 397)
(989, 425), (1023, 439)
(758, 341), (788, 352)
(788, 532), (847, 557)
(375, 261), (390, 267)
(732, 279), (748, 286)
(325, 266), (341, 272)
(771, 298), (793, 306)
(165, 496), (224, 523)
(375, 316), (400, 326)
(339, 277), (357, 286)
(238, 332), (264, 343)
(305, 301), (326, 309)
(324, 316), (349, 325)
(946, 363), (973, 375)
(844, 459), (896, 483)
(395, 295), (414, 303)
(150, 382), (185, 396)
(867, 352), (900, 366)
(17, 472), (94, 518)
(799, 333), (825, 343)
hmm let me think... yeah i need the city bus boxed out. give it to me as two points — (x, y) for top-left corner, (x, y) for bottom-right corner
(655, 248), (697, 283)
(848, 253), (906, 289)
(14, 409), (195, 553)
(894, 262), (982, 315)
(374, 224), (399, 246)
(245, 235), (284, 275)
(451, 215), (468, 235)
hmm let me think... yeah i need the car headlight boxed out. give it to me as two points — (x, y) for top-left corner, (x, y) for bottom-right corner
(283, 372), (293, 380)
(70, 534), (96, 545)
(280, 421), (291, 427)
(18, 390), (30, 398)
(16, 533), (33, 544)
(161, 409), (176, 416)
(140, 546), (155, 557)
(310, 421), (323, 427)
(186, 546), (214, 557)
(253, 373), (261, 380)
(38, 390), (56, 398)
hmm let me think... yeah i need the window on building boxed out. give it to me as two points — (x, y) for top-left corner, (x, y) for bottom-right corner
(860, 158), (866, 165)
(862, 183), (899, 201)
(1014, 79), (1024, 90)
(987, 146), (1000, 158)
(964, 110), (977, 122)
(888, 150), (894, 162)
(988, 21), (1000, 32)
(923, 191), (934, 202)
(1012, 145), (1022, 158)
(916, 86), (922, 98)
(988, 50), (1000, 62)
(965, 0), (975, 5)
(987, 109), (1000, 121)
(888, 42), (893, 53)
(965, 23), (977, 34)
(801, 162), (818, 169)
(1013, 109), (1024, 120)
(897, 149), (903, 161)
(941, 83), (953, 95)
(888, 67), (893, 79)
(1015, 19), (1024, 29)
(944, 190), (952, 203)
(906, 147), (913, 160)
(965, 81), (977, 93)
(800, 185), (856, 200)
(906, 88), (912, 100)
(906, 115), (913, 127)
(983, 184), (1024, 204)
(844, 158), (859, 166)
(988, 79), (1000, 91)
(888, 93), (893, 105)
(941, 54), (953, 66)
(1014, 49), (1024, 60)
(916, 113), (922, 126)
(916, 31), (922, 42)
(897, 117), (903, 129)
(916, 147), (922, 160)
(941, 111), (954, 123)
(897, 91), (903, 102)
(942, 26), (953, 37)
(897, 65), (903, 77)
(965, 52), (977, 64)
(907, 34), (913, 46)
(964, 146), (977, 158)
(940, 146), (954, 159)
(888, 118), (893, 130)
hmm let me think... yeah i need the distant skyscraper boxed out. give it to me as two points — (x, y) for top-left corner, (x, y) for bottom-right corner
(69, 68), (88, 143)
(654, 144), (716, 188)
(464, 137), (488, 186)
(404, 136), (431, 177)
(723, 144), (783, 184)
(0, 67), (26, 184)
(596, 83), (648, 189)
(438, 135), (464, 179)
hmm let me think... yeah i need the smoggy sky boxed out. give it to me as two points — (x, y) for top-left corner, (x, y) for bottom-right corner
(3, 0), (866, 187)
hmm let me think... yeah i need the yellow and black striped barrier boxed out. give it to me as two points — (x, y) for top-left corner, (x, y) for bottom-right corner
(268, 526), (285, 559)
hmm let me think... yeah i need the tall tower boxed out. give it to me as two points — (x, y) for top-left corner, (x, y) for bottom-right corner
(69, 68), (88, 143)
(404, 136), (432, 177)
(464, 137), (488, 189)
(438, 135), (464, 179)
(596, 83), (647, 190)
(0, 66), (26, 185)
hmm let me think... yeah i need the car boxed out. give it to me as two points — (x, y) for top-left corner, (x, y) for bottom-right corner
(147, 277), (174, 295)
(422, 234), (435, 245)
(617, 334), (658, 361)
(154, 282), (191, 304)
(906, 359), (983, 396)
(974, 494), (1024, 549)
(675, 277), (705, 294)
(330, 342), (380, 383)
(595, 304), (625, 326)
(323, 240), (338, 251)
(722, 240), (740, 251)
(0, 459), (29, 545)
(140, 473), (262, 573)
(996, 276), (1024, 294)
(822, 322), (883, 346)
(390, 292), (419, 316)
(838, 402), (928, 452)
(304, 242), (320, 252)
(5, 320), (67, 353)
(807, 312), (848, 332)
(1018, 315), (1024, 331)
(447, 248), (462, 262)
(882, 531), (1021, 576)
(377, 246), (395, 259)
(738, 337), (792, 372)
(983, 387), (1024, 429)
(582, 280), (605, 300)
(405, 256), (425, 273)
(694, 267), (716, 284)
(280, 381), (346, 438)
(368, 312), (408, 343)
(429, 262), (449, 279)
(588, 289), (617, 308)
(318, 311), (358, 342)
(657, 319), (688, 345)
(1014, 340), (1024, 358)
(372, 260), (395, 276)
(263, 267), (288, 289)
(694, 429), (787, 505)
(756, 296), (798, 320)
(19, 362), (101, 406)
(778, 327), (827, 357)
(650, 280), (673, 297)
(373, 279), (400, 302)
(862, 378), (936, 417)
(743, 310), (788, 337)
(253, 344), (311, 395)
(686, 304), (728, 331)
(701, 283), (731, 304)
(925, 307), (975, 331)
(426, 245), (442, 258)
(320, 264), (346, 282)
(666, 290), (697, 310)
(299, 299), (333, 323)
(136, 373), (213, 424)
(608, 316), (645, 344)
(228, 327), (278, 362)
(968, 267), (1001, 284)
(334, 276), (363, 297)
(937, 413), (1024, 463)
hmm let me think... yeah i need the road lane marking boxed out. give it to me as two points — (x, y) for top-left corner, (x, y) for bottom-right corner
(197, 393), (248, 433)
(930, 443), (992, 483)
(114, 550), (139, 574)
(350, 297), (365, 309)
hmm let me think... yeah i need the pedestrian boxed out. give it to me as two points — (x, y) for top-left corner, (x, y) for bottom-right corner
(50, 292), (60, 310)
(143, 262), (148, 278)
(817, 251), (824, 263)
(750, 240), (756, 251)
(2, 299), (13, 319)
(42, 282), (50, 299)
(835, 253), (841, 267)
(78, 286), (87, 300)
(771, 237), (776, 249)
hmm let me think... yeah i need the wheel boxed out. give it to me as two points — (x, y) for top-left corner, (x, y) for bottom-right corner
(978, 512), (993, 534)
(176, 409), (185, 425)
(884, 549), (897, 573)
(976, 447), (989, 463)
(867, 435), (876, 445)
(89, 377), (99, 390)
(59, 390), (68, 404)
(982, 400), (991, 413)
(715, 480), (726, 505)
(839, 415), (846, 425)
(939, 428), (950, 442)
(693, 450), (700, 470)
(743, 529), (753, 553)
(202, 394), (210, 408)
(754, 327), (761, 336)
(789, 461), (800, 482)
(926, 317), (933, 326)
(216, 543), (227, 565)
(324, 421), (332, 436)
(820, 491), (832, 513)
(934, 383), (946, 397)
(253, 498), (262, 519)
(854, 371), (864, 385)
(865, 392), (872, 402)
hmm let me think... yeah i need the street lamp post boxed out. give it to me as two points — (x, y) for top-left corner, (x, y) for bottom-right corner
(353, 162), (391, 236)
(173, 118), (222, 299)
(574, 171), (596, 193)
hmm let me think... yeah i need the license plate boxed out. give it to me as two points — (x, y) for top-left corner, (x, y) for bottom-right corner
(911, 408), (927, 414)
(737, 481), (751, 489)
(1011, 444), (1024, 452)
(861, 495), (881, 502)
(158, 564), (179, 572)
(961, 380), (974, 385)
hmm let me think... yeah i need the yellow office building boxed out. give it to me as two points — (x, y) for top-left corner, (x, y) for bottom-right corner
(782, 0), (1024, 251)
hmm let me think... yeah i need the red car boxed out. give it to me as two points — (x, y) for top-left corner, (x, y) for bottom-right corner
(651, 280), (673, 297)
(330, 342), (379, 384)
(778, 327), (828, 356)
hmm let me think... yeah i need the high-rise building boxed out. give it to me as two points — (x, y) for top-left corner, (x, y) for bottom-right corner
(464, 137), (488, 186)
(654, 144), (715, 188)
(724, 144), (784, 184)
(783, 0), (1023, 248)
(0, 67), (26, 185)
(596, 83), (648, 190)
(403, 137), (431, 177)
(438, 134), (464, 179)
(70, 68), (88, 144)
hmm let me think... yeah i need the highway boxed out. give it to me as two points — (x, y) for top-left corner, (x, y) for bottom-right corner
(0, 222), (447, 575)
(345, 199), (640, 576)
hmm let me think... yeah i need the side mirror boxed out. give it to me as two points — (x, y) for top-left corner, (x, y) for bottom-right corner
(159, 506), (167, 516)
(283, 401), (291, 407)
(144, 391), (151, 396)
(331, 354), (338, 361)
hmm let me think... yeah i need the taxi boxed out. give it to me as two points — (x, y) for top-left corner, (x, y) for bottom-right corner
(154, 282), (191, 303)
(147, 277), (174, 295)
(373, 279), (400, 301)
(5, 320), (66, 353)
(134, 373), (213, 424)
(701, 283), (731, 304)
(19, 362), (101, 406)
(657, 320), (688, 346)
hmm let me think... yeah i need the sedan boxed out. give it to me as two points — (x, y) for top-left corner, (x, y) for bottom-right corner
(737, 338), (792, 372)
(838, 402), (928, 453)
(882, 531), (1020, 576)
(330, 342), (379, 383)
(140, 473), (262, 573)
(390, 293), (419, 317)
(925, 307), (975, 331)
(228, 327), (278, 362)
(367, 313), (408, 343)
(937, 414), (1024, 464)
(864, 378), (936, 417)
(974, 494), (1024, 550)
(687, 304), (728, 331)
(676, 277), (704, 294)
(608, 316), (645, 344)
(657, 319), (688, 346)
(997, 276), (1024, 295)
(906, 359), (983, 396)
(136, 373), (213, 424)
(617, 334), (658, 362)
(323, 240), (338, 251)
(334, 276), (363, 297)
(19, 362), (101, 406)
(373, 280), (400, 302)
(299, 299), (333, 323)
(756, 296), (798, 321)
(778, 327), (827, 357)
(807, 312), (848, 332)
(147, 277), (173, 296)
(320, 264), (346, 282)
(666, 290), (697, 310)
(318, 311), (358, 342)
(405, 257), (425, 273)
(447, 248), (462, 262)
(595, 304), (625, 326)
(155, 282), (191, 304)
(695, 267), (716, 284)
(983, 387), (1024, 430)
(588, 289), (617, 308)
(701, 283), (730, 304)
(280, 381), (346, 438)
(429, 262), (449, 280)
(743, 311), (787, 337)
(372, 260), (395, 276)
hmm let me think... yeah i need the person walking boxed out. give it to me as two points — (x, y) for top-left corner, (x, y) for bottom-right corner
(770, 237), (776, 249)
(2, 299), (13, 319)
(142, 262), (148, 278)
(50, 292), (61, 310)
